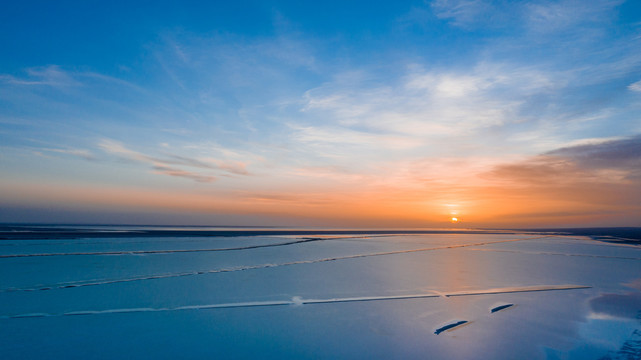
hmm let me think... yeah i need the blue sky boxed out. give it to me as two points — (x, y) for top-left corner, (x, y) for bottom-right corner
(1, 0), (640, 227)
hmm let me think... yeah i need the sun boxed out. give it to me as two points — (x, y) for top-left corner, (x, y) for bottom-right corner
(450, 217), (459, 223)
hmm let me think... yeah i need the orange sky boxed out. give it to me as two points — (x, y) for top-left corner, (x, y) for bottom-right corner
(3, 143), (639, 227)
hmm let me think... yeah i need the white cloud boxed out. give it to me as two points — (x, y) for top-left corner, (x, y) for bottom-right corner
(629, 80), (641, 92)
(301, 63), (560, 141)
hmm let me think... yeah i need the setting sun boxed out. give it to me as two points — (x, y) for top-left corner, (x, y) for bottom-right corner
(451, 217), (459, 223)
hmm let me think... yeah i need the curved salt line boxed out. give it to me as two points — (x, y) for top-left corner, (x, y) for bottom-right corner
(0, 284), (590, 319)
(0, 238), (322, 258)
(0, 236), (552, 293)
(467, 248), (641, 261)
(0, 235), (386, 258)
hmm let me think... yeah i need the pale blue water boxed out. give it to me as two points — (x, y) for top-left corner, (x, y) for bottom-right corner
(1, 229), (639, 359)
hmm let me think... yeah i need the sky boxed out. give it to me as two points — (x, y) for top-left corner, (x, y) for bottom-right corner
(1, 0), (640, 228)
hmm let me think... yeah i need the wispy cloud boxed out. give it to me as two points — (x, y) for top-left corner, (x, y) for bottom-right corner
(152, 165), (217, 183)
(163, 154), (249, 175)
(0, 65), (80, 87)
(431, 0), (501, 28)
(41, 147), (96, 161)
(98, 139), (149, 163)
(430, 0), (623, 33)
(1, 143), (97, 162)
(524, 0), (623, 33)
(150, 30), (318, 94)
(0, 65), (145, 92)
(98, 139), (249, 183)
(289, 124), (423, 151)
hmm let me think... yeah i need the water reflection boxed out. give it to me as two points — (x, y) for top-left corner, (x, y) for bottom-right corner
(590, 282), (641, 320)
(558, 280), (641, 359)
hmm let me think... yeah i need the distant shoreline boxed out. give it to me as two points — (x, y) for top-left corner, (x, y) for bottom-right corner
(513, 227), (641, 243)
(0, 225), (639, 242)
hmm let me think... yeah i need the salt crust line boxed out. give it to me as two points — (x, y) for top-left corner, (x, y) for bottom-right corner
(0, 237), (280, 247)
(0, 235), (387, 258)
(0, 234), (407, 248)
(0, 284), (590, 319)
(0, 238), (322, 258)
(467, 248), (641, 261)
(1, 236), (552, 293)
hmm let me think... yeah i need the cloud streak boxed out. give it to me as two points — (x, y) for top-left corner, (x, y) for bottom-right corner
(151, 165), (217, 183)
(41, 147), (96, 161)
(0, 65), (81, 87)
(430, 0), (623, 33)
(98, 139), (249, 183)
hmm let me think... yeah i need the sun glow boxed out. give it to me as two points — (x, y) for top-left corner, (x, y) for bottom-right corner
(451, 217), (459, 223)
